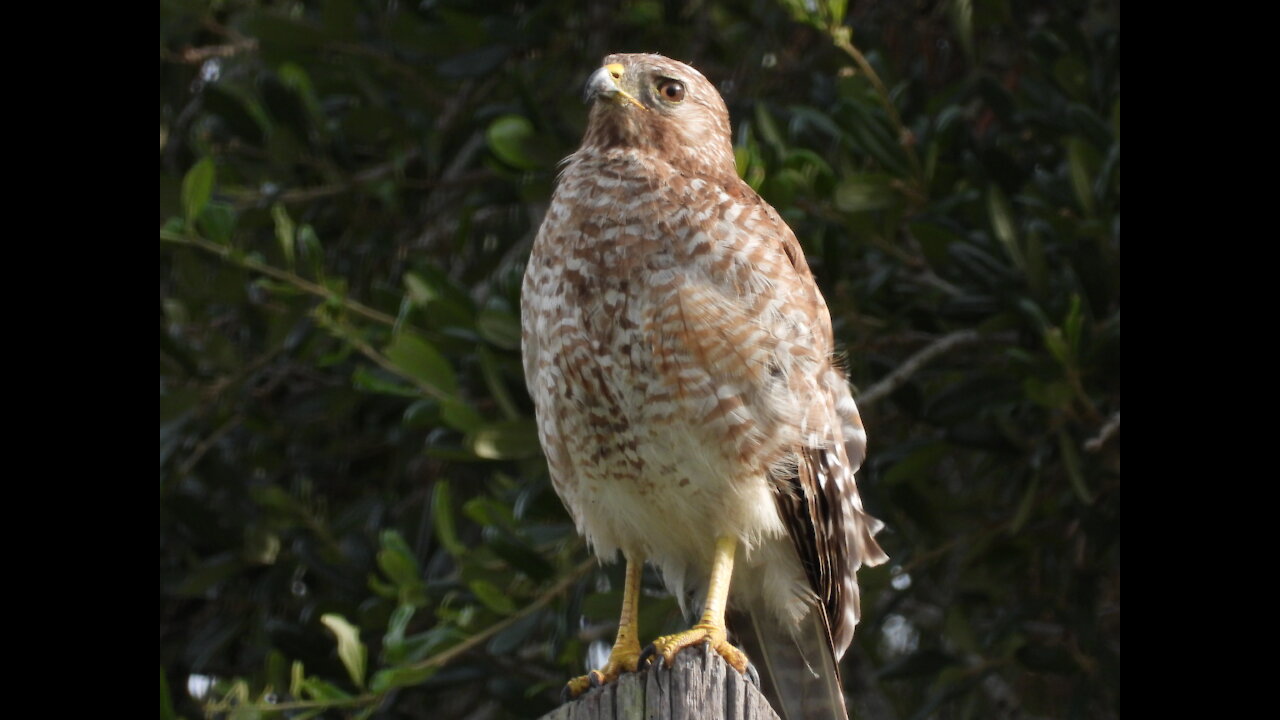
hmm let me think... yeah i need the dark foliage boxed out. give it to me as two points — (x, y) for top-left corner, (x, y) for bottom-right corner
(160, 1), (1119, 718)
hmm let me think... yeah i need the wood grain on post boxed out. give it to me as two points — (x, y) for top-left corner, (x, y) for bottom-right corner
(537, 645), (781, 720)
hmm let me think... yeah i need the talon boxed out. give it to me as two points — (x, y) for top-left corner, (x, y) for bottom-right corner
(562, 674), (592, 702)
(639, 644), (660, 669)
(745, 661), (760, 688)
(649, 624), (749, 673)
(560, 558), (644, 697)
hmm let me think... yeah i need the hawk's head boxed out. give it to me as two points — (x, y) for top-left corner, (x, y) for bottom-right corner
(579, 53), (736, 179)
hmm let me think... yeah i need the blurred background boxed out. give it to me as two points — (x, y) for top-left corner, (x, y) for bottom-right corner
(159, 1), (1119, 718)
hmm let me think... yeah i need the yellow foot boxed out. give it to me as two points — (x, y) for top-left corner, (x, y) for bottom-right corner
(562, 649), (641, 700)
(643, 624), (749, 673)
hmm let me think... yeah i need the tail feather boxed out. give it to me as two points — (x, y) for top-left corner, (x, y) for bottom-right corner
(729, 603), (848, 720)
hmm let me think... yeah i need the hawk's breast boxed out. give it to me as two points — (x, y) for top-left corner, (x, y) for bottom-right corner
(521, 152), (794, 572)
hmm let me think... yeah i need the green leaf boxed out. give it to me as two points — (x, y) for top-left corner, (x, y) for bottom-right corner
(489, 538), (554, 581)
(400, 266), (477, 325)
(766, 168), (806, 209)
(266, 650), (288, 697)
(486, 115), (539, 170)
(1052, 55), (1090, 100)
(467, 419), (542, 460)
(477, 345), (521, 421)
(1010, 471), (1041, 534)
(469, 579), (516, 614)
(1024, 228), (1048, 298)
(200, 85), (265, 145)
(987, 184), (1024, 270)
(1017, 298), (1052, 332)
(488, 611), (541, 655)
(182, 157), (215, 225)
(432, 482), (466, 557)
(352, 366), (420, 397)
(909, 220), (961, 268)
(1067, 137), (1098, 217)
(1043, 327), (1071, 368)
(404, 271), (434, 306)
(842, 101), (910, 177)
(160, 668), (175, 720)
(197, 201), (236, 245)
(368, 574), (398, 600)
(734, 145), (752, 179)
(476, 307), (521, 350)
(278, 62), (321, 120)
(835, 173), (896, 213)
(462, 495), (514, 529)
(439, 397), (484, 432)
(320, 613), (367, 690)
(384, 332), (457, 397)
(377, 529), (423, 589)
(296, 676), (353, 701)
(395, 626), (466, 665)
(297, 224), (324, 278)
(787, 107), (844, 144)
(242, 527), (280, 565)
(404, 397), (440, 425)
(271, 203), (296, 270)
(161, 216), (185, 237)
(173, 553), (244, 596)
(950, 0), (975, 62)
(370, 664), (435, 693)
(746, 163), (766, 191)
(1064, 294), (1085, 354)
(290, 660), (305, 698)
(1023, 377), (1072, 409)
(753, 102), (785, 154)
(384, 603), (415, 649)
(1057, 428), (1093, 504)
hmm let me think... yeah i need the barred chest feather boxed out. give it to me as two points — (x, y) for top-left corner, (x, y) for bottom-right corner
(521, 149), (816, 621)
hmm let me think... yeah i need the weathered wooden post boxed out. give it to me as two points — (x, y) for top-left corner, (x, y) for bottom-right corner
(537, 645), (781, 720)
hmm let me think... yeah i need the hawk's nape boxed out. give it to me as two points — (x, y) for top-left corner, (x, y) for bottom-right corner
(520, 53), (887, 720)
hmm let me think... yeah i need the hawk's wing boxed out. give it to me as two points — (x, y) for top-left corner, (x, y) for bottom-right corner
(646, 176), (887, 718)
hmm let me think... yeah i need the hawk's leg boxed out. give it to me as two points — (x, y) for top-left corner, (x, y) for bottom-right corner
(642, 535), (749, 673)
(564, 555), (644, 700)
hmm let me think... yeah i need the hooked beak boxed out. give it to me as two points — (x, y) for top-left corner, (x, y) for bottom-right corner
(583, 63), (646, 109)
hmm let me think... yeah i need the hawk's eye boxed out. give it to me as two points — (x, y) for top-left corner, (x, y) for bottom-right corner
(657, 79), (685, 103)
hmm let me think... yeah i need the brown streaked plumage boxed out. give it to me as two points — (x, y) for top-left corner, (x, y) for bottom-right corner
(521, 53), (887, 719)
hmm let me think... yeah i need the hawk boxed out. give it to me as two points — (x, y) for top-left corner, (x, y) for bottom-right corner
(521, 53), (887, 719)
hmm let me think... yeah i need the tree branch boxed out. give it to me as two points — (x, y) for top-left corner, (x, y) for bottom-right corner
(829, 28), (925, 193)
(160, 231), (398, 328)
(1084, 411), (1120, 452)
(162, 39), (259, 64)
(406, 557), (597, 676)
(858, 329), (984, 407)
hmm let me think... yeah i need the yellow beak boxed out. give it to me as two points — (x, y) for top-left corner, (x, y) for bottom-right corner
(584, 63), (646, 109)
